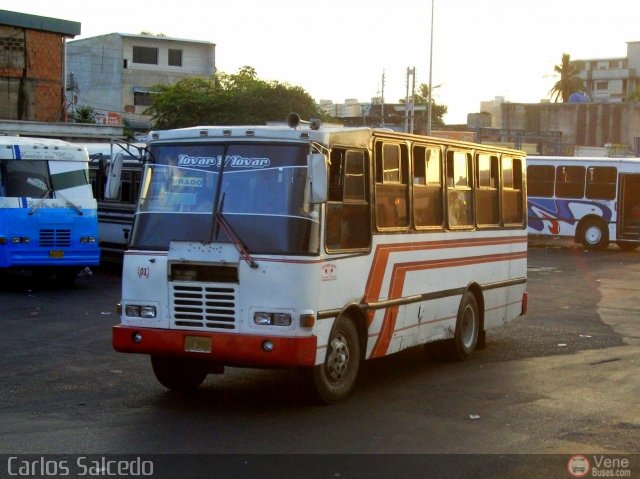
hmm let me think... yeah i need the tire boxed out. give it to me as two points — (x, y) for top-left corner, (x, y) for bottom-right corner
(426, 291), (480, 361)
(312, 317), (360, 404)
(579, 219), (609, 250)
(151, 356), (208, 391)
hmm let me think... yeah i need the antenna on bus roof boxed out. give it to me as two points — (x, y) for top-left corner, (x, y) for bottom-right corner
(287, 112), (301, 129)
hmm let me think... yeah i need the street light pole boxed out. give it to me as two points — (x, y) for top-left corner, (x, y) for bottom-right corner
(427, 0), (434, 136)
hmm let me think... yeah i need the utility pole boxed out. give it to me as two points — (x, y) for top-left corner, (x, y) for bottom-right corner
(427, 0), (435, 135)
(381, 70), (385, 128)
(404, 67), (416, 133)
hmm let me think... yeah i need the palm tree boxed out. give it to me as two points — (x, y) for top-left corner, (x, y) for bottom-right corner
(70, 105), (97, 124)
(549, 53), (586, 102)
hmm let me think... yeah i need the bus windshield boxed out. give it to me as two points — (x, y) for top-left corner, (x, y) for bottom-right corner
(130, 142), (320, 254)
(0, 160), (51, 198)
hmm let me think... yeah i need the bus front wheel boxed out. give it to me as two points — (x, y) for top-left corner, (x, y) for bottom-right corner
(151, 356), (208, 391)
(579, 219), (609, 250)
(312, 317), (361, 404)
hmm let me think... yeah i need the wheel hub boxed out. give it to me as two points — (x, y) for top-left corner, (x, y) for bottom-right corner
(327, 335), (349, 381)
(585, 226), (602, 244)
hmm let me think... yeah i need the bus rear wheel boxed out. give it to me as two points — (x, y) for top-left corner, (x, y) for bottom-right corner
(426, 291), (479, 361)
(579, 219), (609, 250)
(312, 317), (360, 404)
(151, 356), (208, 391)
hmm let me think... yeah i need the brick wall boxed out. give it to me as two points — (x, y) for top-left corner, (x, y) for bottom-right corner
(0, 26), (64, 121)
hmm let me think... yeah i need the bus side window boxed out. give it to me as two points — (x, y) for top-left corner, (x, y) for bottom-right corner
(555, 165), (585, 198)
(413, 145), (443, 228)
(446, 150), (473, 227)
(326, 149), (371, 251)
(586, 166), (616, 200)
(475, 153), (499, 226)
(375, 142), (409, 229)
(527, 165), (555, 197)
(503, 157), (524, 225)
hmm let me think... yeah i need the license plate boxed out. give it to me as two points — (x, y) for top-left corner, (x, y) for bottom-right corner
(184, 336), (211, 353)
(49, 250), (64, 258)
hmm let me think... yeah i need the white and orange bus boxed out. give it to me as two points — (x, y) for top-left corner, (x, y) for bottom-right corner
(112, 118), (528, 403)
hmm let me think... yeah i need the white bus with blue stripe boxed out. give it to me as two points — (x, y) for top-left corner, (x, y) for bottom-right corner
(0, 136), (100, 283)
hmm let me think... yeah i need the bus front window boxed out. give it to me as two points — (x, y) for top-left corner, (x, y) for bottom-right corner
(131, 143), (320, 255)
(0, 160), (51, 198)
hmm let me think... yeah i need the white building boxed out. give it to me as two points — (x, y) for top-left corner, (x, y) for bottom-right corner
(574, 41), (640, 102)
(66, 33), (216, 129)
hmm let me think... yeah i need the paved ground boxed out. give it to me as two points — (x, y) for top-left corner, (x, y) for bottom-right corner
(0, 243), (638, 477)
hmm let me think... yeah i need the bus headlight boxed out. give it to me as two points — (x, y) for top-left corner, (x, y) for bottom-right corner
(253, 312), (292, 326)
(11, 236), (30, 244)
(125, 304), (157, 318)
(80, 236), (97, 244)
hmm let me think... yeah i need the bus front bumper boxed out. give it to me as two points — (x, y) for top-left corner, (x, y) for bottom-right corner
(112, 325), (318, 368)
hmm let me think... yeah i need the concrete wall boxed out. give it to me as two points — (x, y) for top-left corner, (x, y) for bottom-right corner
(67, 34), (216, 121)
(500, 101), (640, 151)
(67, 33), (124, 114)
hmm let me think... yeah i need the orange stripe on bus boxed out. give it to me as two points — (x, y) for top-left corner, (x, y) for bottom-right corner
(361, 236), (526, 327)
(369, 250), (527, 358)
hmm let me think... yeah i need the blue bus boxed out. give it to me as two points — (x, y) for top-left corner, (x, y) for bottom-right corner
(527, 155), (640, 250)
(0, 136), (100, 283)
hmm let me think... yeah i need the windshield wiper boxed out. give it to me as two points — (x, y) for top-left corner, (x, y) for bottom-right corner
(55, 190), (84, 216)
(215, 194), (258, 269)
(28, 187), (52, 215)
(28, 189), (83, 216)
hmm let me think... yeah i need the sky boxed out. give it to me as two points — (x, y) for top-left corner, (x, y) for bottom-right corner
(3, 0), (640, 124)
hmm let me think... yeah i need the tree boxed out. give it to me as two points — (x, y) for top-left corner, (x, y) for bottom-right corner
(145, 66), (324, 129)
(69, 105), (97, 124)
(549, 53), (585, 102)
(626, 85), (640, 101)
(399, 83), (448, 130)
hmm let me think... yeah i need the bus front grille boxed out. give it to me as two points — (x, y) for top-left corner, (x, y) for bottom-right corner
(39, 229), (71, 247)
(170, 283), (237, 330)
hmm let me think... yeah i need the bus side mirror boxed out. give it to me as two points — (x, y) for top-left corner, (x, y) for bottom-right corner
(104, 152), (124, 199)
(307, 153), (327, 203)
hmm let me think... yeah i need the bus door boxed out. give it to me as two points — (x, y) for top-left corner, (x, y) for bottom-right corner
(617, 173), (640, 240)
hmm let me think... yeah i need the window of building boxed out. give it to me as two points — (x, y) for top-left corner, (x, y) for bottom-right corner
(134, 91), (153, 106)
(596, 81), (608, 91)
(168, 49), (183, 67)
(132, 46), (158, 65)
(413, 145), (443, 228)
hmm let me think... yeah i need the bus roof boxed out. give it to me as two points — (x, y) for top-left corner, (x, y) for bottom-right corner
(147, 124), (526, 156)
(0, 136), (89, 161)
(527, 155), (640, 165)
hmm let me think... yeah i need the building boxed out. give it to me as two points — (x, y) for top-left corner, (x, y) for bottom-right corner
(318, 98), (429, 133)
(574, 41), (640, 102)
(0, 9), (79, 122)
(66, 33), (216, 130)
